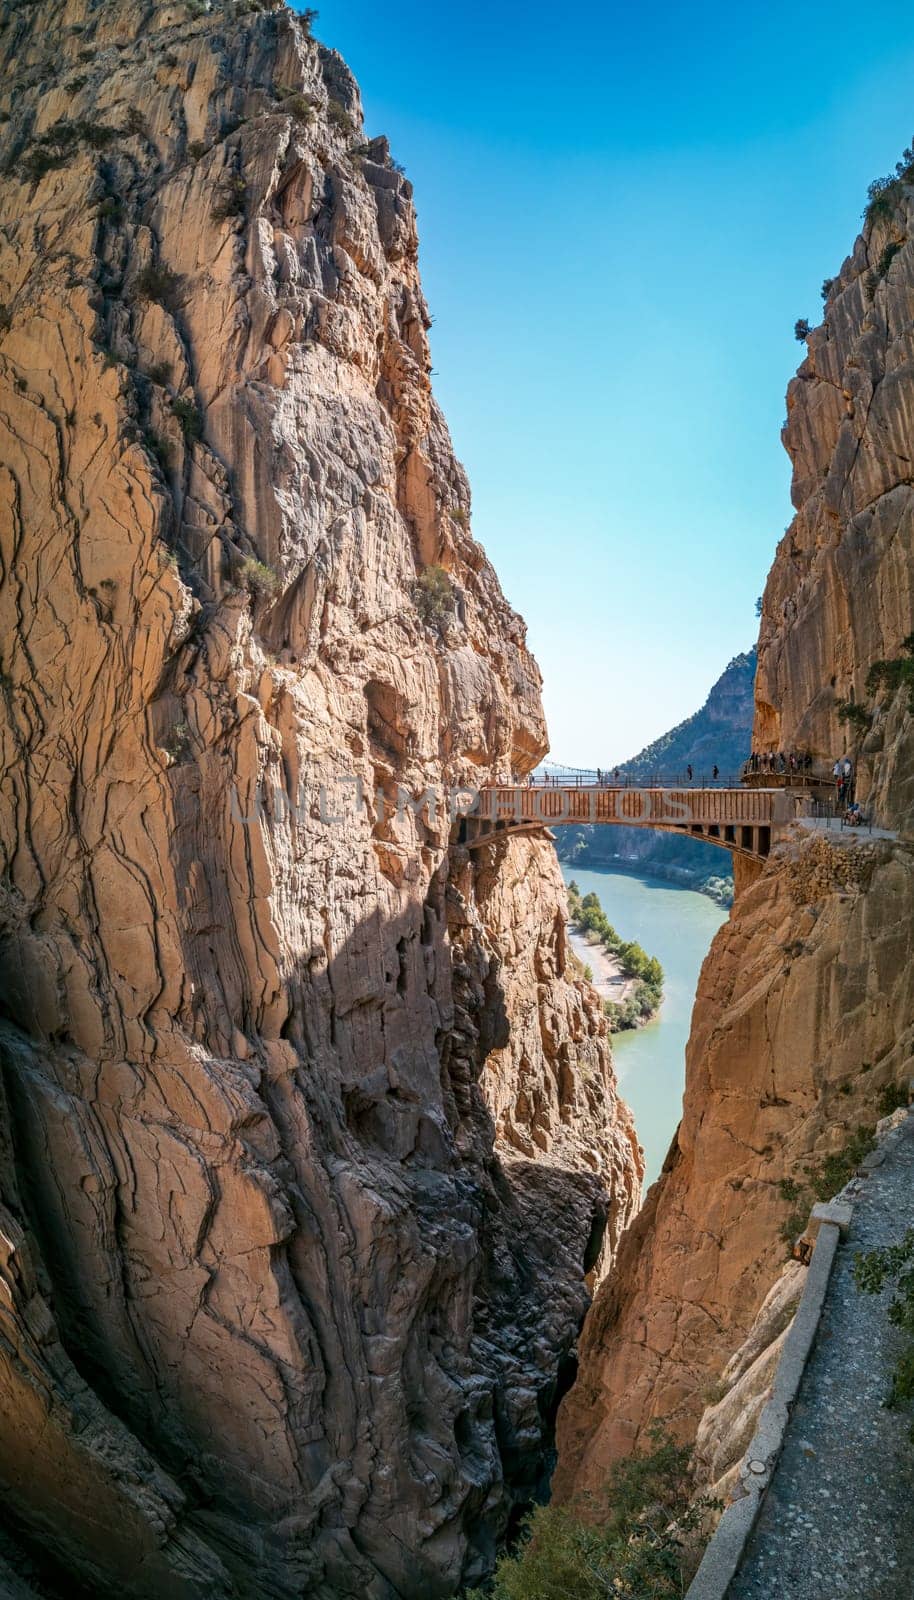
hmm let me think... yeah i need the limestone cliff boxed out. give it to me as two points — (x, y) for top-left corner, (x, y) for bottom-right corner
(557, 156), (914, 1498)
(756, 175), (914, 829)
(0, 3), (641, 1594)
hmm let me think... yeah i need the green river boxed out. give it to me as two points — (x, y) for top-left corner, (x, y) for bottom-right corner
(559, 862), (728, 1186)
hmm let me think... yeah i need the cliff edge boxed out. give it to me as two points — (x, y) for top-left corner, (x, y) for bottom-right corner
(557, 152), (914, 1497)
(0, 3), (640, 1594)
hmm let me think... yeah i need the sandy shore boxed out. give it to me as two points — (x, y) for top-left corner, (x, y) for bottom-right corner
(568, 925), (637, 1001)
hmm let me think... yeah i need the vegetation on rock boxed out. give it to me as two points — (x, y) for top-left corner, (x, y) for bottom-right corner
(779, 1123), (877, 1245)
(413, 564), (455, 628)
(854, 1228), (914, 1432)
(467, 1429), (711, 1600)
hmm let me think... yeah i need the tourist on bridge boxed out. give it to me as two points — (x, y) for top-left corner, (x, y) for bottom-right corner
(687, 764), (693, 781)
(712, 764), (719, 781)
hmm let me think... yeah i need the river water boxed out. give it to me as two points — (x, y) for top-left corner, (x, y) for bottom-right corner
(559, 862), (728, 1186)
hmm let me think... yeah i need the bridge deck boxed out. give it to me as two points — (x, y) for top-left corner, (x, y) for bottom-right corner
(463, 784), (782, 862)
(482, 784), (777, 826)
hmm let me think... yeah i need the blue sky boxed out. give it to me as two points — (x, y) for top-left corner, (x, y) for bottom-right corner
(305, 0), (914, 762)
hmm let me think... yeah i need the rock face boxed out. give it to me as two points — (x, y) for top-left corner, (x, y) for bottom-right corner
(0, 3), (640, 1594)
(556, 169), (914, 1498)
(756, 187), (914, 830)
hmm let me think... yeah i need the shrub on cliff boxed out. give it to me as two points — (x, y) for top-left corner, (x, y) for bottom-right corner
(327, 98), (355, 136)
(835, 698), (871, 731)
(855, 1229), (914, 1432)
(794, 318), (811, 341)
(865, 175), (903, 226)
(467, 1428), (711, 1599)
(211, 174), (247, 221)
(865, 636), (914, 712)
(413, 565), (455, 629)
(239, 557), (279, 599)
(134, 262), (182, 310)
(171, 397), (203, 442)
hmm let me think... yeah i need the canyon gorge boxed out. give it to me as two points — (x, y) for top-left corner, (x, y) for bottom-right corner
(1, 0), (914, 1596)
(0, 2), (642, 1594)
(556, 153), (914, 1507)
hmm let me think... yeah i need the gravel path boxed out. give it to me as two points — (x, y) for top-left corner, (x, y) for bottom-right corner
(730, 1114), (914, 1600)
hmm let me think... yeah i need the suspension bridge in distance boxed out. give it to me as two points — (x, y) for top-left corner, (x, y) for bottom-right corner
(459, 772), (810, 863)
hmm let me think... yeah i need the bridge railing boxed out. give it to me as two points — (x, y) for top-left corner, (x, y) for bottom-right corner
(532, 768), (748, 789)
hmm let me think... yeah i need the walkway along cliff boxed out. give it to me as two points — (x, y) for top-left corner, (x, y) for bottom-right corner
(556, 154), (914, 1501)
(0, 3), (642, 1596)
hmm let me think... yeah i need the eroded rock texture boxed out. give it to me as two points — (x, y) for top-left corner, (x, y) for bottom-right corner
(0, 2), (640, 1593)
(557, 175), (914, 1500)
(755, 185), (914, 829)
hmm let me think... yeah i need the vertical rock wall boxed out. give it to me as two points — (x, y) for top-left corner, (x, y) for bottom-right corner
(557, 165), (914, 1498)
(0, 2), (640, 1593)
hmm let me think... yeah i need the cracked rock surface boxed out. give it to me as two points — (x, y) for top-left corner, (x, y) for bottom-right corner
(556, 176), (914, 1502)
(0, 2), (641, 1594)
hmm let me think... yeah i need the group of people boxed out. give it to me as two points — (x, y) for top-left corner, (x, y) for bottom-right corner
(744, 750), (814, 775)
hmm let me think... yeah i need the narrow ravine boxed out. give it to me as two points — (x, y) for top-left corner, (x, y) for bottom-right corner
(560, 860), (728, 1183)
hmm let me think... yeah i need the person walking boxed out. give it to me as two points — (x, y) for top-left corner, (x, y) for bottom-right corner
(712, 764), (719, 781)
(687, 763), (693, 782)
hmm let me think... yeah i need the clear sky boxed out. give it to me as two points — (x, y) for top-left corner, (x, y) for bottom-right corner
(302, 0), (914, 763)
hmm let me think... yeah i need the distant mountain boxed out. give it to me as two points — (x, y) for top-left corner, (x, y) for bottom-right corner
(555, 650), (756, 902)
(614, 649), (756, 780)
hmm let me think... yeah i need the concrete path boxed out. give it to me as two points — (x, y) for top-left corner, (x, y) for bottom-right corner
(729, 1116), (914, 1599)
(794, 816), (898, 843)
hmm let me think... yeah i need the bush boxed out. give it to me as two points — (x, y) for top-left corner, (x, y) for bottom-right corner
(854, 1229), (914, 1429)
(779, 1124), (876, 1245)
(821, 277), (835, 302)
(283, 93), (315, 124)
(171, 396), (203, 442)
(865, 638), (914, 713)
(146, 360), (172, 386)
(96, 196), (124, 220)
(239, 557), (279, 598)
(835, 698), (871, 730)
(467, 1427), (712, 1600)
(877, 239), (904, 278)
(125, 107), (147, 137)
(865, 175), (904, 226)
(162, 720), (192, 761)
(413, 564), (455, 628)
(135, 262), (182, 309)
(211, 174), (247, 220)
(187, 139), (208, 161)
(794, 317), (811, 341)
(144, 429), (170, 470)
(876, 1081), (910, 1117)
(326, 98), (355, 136)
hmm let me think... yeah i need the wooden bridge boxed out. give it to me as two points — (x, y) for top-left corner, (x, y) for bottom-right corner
(459, 781), (787, 863)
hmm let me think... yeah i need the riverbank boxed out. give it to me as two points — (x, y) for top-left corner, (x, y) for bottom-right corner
(567, 879), (664, 1031)
(561, 864), (728, 1184)
(567, 925), (638, 1003)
